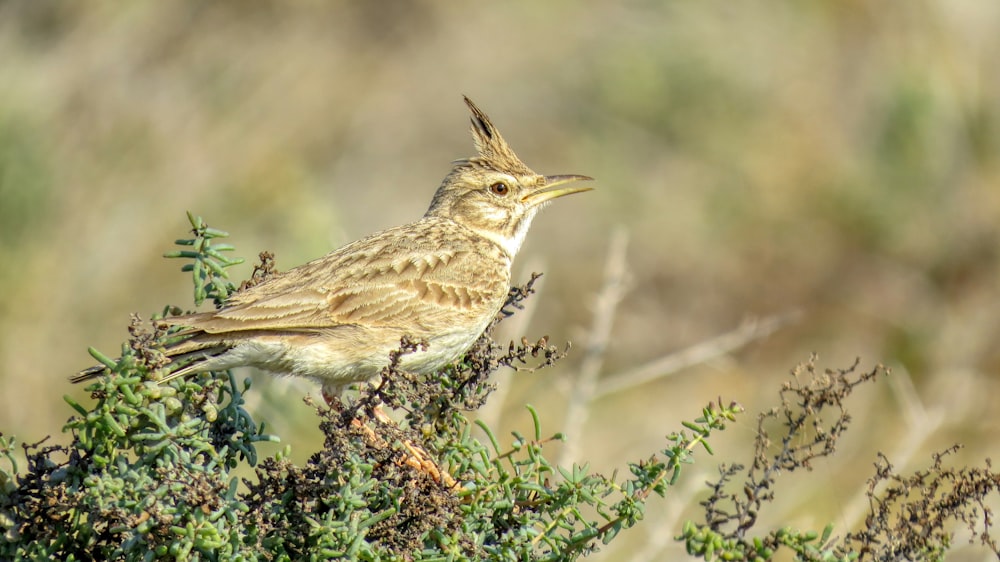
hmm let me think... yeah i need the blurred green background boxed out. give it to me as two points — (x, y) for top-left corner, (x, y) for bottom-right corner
(1, 1), (998, 559)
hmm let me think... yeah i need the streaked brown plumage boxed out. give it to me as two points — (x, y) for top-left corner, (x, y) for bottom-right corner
(73, 97), (592, 398)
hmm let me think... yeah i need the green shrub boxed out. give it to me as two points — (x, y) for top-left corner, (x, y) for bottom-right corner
(2, 214), (997, 561)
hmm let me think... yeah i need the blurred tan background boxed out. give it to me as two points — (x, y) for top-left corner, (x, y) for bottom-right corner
(2, 1), (999, 559)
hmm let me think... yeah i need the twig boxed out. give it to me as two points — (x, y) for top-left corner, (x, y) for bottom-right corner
(594, 311), (802, 399)
(558, 227), (629, 467)
(630, 474), (708, 562)
(837, 365), (944, 530)
(476, 256), (546, 431)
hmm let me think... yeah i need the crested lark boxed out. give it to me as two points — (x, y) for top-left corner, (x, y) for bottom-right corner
(73, 97), (592, 400)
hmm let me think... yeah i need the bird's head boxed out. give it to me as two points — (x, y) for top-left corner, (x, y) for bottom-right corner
(425, 97), (593, 258)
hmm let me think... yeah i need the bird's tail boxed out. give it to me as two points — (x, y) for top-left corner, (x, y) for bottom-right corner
(70, 336), (229, 384)
(70, 364), (112, 384)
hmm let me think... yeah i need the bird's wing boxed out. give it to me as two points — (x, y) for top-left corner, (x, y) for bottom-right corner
(165, 223), (508, 335)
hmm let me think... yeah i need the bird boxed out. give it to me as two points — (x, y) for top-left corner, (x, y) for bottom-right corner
(72, 96), (593, 402)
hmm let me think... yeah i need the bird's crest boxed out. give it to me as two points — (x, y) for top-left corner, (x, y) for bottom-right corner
(461, 96), (535, 176)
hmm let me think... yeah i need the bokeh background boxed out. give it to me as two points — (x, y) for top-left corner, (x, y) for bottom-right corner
(2, 1), (999, 559)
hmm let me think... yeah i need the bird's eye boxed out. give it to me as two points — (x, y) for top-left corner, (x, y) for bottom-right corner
(489, 182), (509, 196)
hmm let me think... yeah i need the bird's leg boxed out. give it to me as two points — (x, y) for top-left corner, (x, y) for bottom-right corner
(321, 382), (353, 413)
(322, 387), (339, 410)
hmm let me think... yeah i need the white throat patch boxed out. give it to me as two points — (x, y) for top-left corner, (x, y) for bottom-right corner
(474, 207), (537, 258)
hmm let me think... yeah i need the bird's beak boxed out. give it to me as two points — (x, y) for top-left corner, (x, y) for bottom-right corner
(521, 174), (594, 206)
